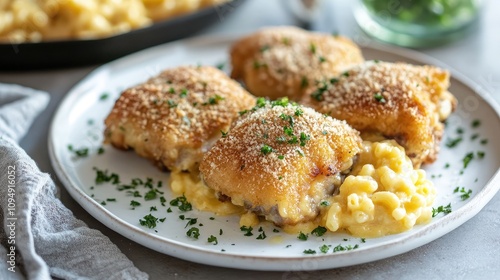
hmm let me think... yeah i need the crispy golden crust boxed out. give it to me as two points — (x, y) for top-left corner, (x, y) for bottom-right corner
(230, 26), (364, 101)
(199, 103), (362, 225)
(301, 61), (457, 167)
(104, 66), (256, 172)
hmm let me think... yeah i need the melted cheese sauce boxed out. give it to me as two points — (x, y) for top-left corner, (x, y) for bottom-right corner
(169, 172), (243, 216)
(169, 140), (436, 238)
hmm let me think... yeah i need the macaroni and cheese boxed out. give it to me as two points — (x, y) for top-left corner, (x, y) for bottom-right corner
(171, 140), (436, 238)
(0, 0), (230, 42)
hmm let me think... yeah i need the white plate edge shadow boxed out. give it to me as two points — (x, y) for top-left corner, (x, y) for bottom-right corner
(48, 35), (500, 271)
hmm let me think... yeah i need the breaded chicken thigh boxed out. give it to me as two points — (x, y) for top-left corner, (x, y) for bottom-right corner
(301, 61), (457, 167)
(104, 66), (256, 172)
(230, 26), (364, 101)
(200, 100), (362, 226)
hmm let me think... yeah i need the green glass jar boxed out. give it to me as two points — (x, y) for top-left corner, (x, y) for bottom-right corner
(355, 0), (482, 47)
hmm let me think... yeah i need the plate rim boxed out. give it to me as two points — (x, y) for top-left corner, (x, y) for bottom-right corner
(48, 34), (500, 271)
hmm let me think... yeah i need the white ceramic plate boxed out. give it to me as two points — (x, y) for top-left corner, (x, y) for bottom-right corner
(49, 36), (500, 271)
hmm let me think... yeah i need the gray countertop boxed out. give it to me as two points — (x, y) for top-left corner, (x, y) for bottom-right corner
(1, 0), (499, 279)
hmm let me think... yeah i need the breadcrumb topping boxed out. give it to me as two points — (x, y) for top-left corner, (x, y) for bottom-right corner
(302, 61), (457, 167)
(104, 66), (256, 171)
(230, 26), (364, 100)
(200, 100), (362, 224)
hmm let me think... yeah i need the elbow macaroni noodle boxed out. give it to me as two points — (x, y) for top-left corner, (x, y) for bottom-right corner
(0, 0), (230, 42)
(320, 140), (436, 237)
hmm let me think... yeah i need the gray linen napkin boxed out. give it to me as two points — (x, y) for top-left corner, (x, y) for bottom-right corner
(0, 83), (149, 280)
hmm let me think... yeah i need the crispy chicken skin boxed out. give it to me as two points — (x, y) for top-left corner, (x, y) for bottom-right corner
(104, 66), (256, 172)
(230, 26), (364, 101)
(301, 61), (457, 168)
(199, 101), (362, 226)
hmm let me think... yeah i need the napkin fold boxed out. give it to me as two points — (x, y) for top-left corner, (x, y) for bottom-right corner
(0, 84), (148, 280)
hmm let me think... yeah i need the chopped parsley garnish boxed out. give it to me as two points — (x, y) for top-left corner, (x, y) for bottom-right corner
(301, 76), (309, 88)
(180, 89), (188, 98)
(97, 147), (105, 155)
(480, 139), (488, 145)
(272, 97), (289, 107)
(361, 238), (366, 243)
(277, 155), (285, 160)
(320, 200), (330, 207)
(284, 126), (294, 136)
(167, 207), (172, 213)
(101, 201), (106, 206)
(444, 163), (450, 168)
(303, 249), (316, 254)
(93, 167), (120, 185)
(106, 198), (116, 202)
(219, 229), (223, 235)
(170, 195), (192, 212)
(311, 226), (327, 237)
(310, 43), (317, 54)
(68, 145), (89, 158)
(454, 187), (472, 201)
(446, 137), (463, 148)
(342, 71), (350, 77)
(139, 214), (159, 229)
(471, 133), (479, 140)
(374, 92), (386, 103)
(221, 130), (229, 138)
(477, 151), (485, 158)
(299, 132), (310, 146)
(463, 152), (474, 168)
(184, 218), (198, 228)
(216, 62), (225, 70)
(432, 203), (452, 217)
(208, 235), (218, 245)
(456, 127), (464, 134)
(320, 244), (330, 253)
(186, 227), (200, 239)
(261, 144), (273, 155)
(295, 108), (304, 117)
(330, 78), (339, 84)
(273, 229), (280, 233)
(311, 82), (328, 101)
(333, 244), (359, 252)
(204, 95), (225, 105)
(130, 200), (141, 208)
(256, 231), (267, 240)
(240, 226), (253, 236)
(471, 119), (481, 128)
(99, 93), (109, 100)
(318, 56), (327, 63)
(297, 232), (308, 241)
(296, 149), (305, 157)
(144, 190), (157, 201)
(256, 97), (266, 108)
